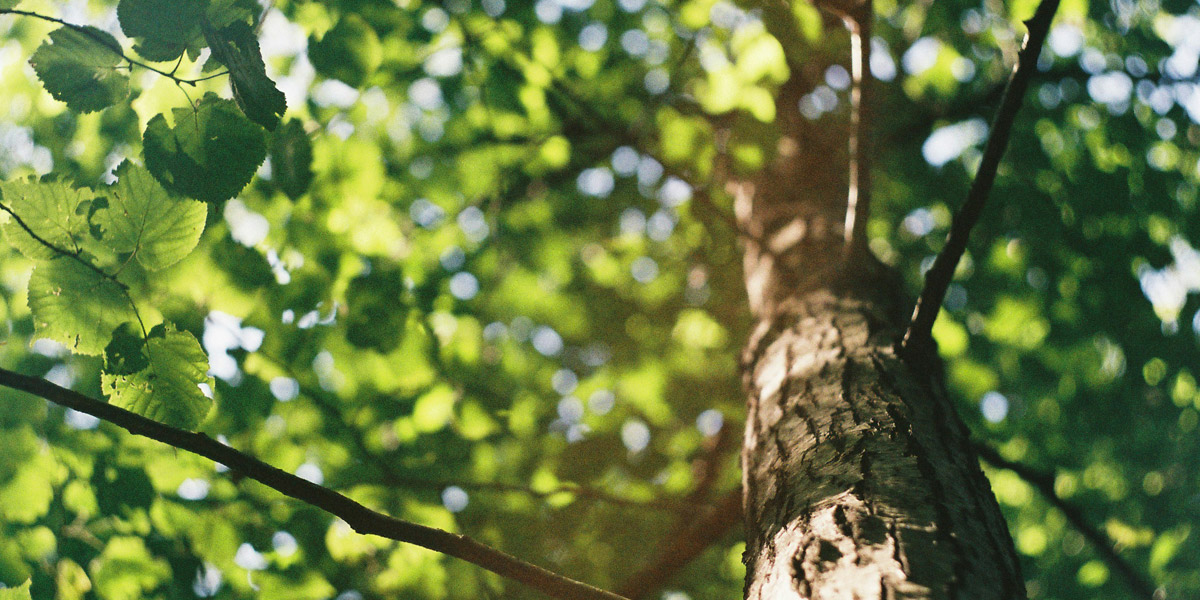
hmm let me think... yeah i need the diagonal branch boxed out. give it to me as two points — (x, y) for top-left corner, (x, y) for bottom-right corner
(0, 367), (628, 600)
(902, 0), (1061, 351)
(974, 443), (1157, 599)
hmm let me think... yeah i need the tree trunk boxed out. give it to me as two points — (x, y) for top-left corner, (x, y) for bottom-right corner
(732, 70), (1026, 598)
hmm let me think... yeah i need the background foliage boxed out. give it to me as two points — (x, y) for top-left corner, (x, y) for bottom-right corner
(0, 0), (1197, 598)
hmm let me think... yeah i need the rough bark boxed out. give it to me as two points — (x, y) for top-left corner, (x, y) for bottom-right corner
(733, 71), (1026, 599)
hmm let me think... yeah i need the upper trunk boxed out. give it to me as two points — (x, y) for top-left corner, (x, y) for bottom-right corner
(732, 63), (1026, 599)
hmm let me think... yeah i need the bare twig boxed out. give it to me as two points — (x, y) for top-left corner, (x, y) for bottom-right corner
(0, 367), (628, 600)
(902, 0), (1061, 351)
(974, 443), (1157, 599)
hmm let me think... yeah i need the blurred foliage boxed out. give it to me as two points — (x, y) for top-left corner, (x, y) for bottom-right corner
(0, 0), (1196, 599)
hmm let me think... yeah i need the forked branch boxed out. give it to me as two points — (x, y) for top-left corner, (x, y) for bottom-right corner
(0, 368), (628, 600)
(902, 0), (1061, 350)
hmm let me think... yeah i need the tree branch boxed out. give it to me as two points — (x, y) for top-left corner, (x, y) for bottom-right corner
(901, 0), (1061, 351)
(0, 8), (226, 86)
(807, 0), (875, 256)
(0, 367), (628, 600)
(843, 8), (872, 255)
(0, 201), (126, 288)
(974, 443), (1158, 599)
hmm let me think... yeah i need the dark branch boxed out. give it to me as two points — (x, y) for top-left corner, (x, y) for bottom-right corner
(974, 443), (1158, 599)
(0, 367), (628, 600)
(902, 0), (1061, 350)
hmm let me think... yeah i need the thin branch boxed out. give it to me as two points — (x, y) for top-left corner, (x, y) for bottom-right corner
(901, 0), (1061, 351)
(0, 8), (227, 86)
(0, 368), (628, 600)
(974, 443), (1157, 599)
(841, 1), (874, 256)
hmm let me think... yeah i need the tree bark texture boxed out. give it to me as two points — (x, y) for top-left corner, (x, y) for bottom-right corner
(732, 70), (1026, 599)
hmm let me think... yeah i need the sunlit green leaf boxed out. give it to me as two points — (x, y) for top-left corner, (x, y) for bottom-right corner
(27, 258), (132, 355)
(91, 537), (171, 600)
(29, 26), (128, 112)
(0, 579), (31, 600)
(0, 461), (54, 523)
(204, 0), (258, 28)
(143, 93), (266, 202)
(94, 161), (207, 270)
(102, 324), (213, 429)
(0, 177), (94, 261)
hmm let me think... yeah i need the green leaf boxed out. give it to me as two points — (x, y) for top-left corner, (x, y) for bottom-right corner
(0, 177), (94, 261)
(269, 119), (313, 200)
(96, 160), (207, 270)
(203, 0), (258, 28)
(143, 93), (266, 202)
(27, 258), (133, 356)
(0, 580), (32, 600)
(0, 0), (22, 9)
(0, 459), (54, 523)
(104, 322), (149, 375)
(308, 14), (382, 88)
(202, 20), (286, 130)
(102, 324), (214, 429)
(117, 0), (204, 62)
(29, 26), (129, 113)
(345, 265), (407, 353)
(91, 537), (171, 600)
